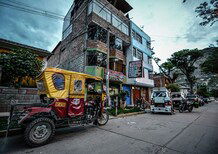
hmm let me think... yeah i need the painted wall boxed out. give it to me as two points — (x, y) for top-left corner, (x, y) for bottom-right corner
(126, 21), (154, 87)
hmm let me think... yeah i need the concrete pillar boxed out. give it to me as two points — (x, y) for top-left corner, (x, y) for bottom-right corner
(0, 65), (2, 84)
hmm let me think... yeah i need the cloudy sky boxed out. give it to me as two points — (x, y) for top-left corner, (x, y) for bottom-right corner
(0, 0), (217, 71)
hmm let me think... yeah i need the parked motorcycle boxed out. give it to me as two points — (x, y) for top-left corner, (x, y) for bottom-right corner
(179, 101), (193, 113)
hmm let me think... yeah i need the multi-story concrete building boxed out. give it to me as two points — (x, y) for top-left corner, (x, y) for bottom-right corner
(47, 0), (133, 103)
(123, 22), (154, 105)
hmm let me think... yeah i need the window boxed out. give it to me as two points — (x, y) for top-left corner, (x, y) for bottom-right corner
(133, 48), (143, 60)
(74, 80), (82, 92)
(132, 30), (136, 38)
(52, 73), (65, 90)
(110, 36), (123, 51)
(115, 38), (123, 50)
(92, 1), (111, 23)
(133, 47), (136, 57)
(87, 51), (107, 67)
(88, 1), (129, 36)
(136, 33), (142, 44)
(148, 57), (152, 64)
(88, 25), (107, 44)
(147, 41), (151, 49)
(132, 30), (142, 44)
(136, 50), (143, 60)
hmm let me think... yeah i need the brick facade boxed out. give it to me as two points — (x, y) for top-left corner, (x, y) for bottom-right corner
(47, 0), (131, 73)
(0, 87), (40, 112)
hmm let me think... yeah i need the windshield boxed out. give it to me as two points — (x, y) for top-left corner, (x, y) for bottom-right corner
(153, 91), (166, 98)
(172, 94), (181, 98)
(187, 95), (196, 98)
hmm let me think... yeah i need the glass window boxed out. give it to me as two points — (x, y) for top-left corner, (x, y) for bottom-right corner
(52, 74), (65, 90)
(88, 25), (107, 44)
(87, 51), (107, 67)
(36, 80), (45, 91)
(88, 2), (93, 14)
(93, 2), (101, 14)
(132, 30), (136, 38)
(90, 1), (128, 36)
(136, 50), (143, 60)
(115, 38), (123, 50)
(133, 47), (136, 57)
(122, 24), (129, 35)
(74, 80), (82, 92)
(136, 33), (142, 44)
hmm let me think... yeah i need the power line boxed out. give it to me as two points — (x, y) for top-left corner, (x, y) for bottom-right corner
(0, 1), (70, 21)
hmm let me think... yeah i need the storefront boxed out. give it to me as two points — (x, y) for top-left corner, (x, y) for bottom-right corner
(131, 86), (150, 105)
(122, 85), (131, 106)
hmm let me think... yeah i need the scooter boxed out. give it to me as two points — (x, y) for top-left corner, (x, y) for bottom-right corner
(179, 101), (193, 113)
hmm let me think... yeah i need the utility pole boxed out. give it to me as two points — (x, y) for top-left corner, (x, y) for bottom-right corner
(106, 28), (111, 107)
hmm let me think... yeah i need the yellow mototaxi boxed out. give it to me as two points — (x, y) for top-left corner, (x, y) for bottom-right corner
(9, 68), (109, 147)
(36, 67), (104, 117)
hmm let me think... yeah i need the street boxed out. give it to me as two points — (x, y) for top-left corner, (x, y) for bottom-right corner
(1, 101), (218, 154)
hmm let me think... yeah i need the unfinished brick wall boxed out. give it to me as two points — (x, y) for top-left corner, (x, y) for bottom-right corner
(0, 87), (41, 112)
(86, 40), (108, 54)
(47, 42), (62, 67)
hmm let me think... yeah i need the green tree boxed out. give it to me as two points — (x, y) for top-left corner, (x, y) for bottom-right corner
(153, 57), (179, 83)
(197, 84), (210, 97)
(0, 48), (43, 88)
(169, 49), (203, 93)
(183, 0), (218, 26)
(166, 83), (180, 92)
(201, 47), (218, 74)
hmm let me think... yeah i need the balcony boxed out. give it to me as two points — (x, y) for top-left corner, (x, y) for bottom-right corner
(86, 40), (108, 54)
(110, 48), (124, 61)
(85, 66), (104, 78)
(104, 69), (126, 83)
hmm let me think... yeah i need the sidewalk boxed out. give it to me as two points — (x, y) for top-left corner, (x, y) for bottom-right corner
(109, 109), (150, 119)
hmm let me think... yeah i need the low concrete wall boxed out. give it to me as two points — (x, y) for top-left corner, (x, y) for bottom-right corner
(0, 86), (41, 112)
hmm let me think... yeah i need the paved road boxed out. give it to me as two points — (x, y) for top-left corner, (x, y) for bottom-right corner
(1, 101), (218, 154)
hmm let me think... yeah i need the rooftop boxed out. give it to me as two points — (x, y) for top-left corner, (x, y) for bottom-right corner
(0, 38), (51, 57)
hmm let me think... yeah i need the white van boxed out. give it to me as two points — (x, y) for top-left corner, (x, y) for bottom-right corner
(150, 89), (174, 115)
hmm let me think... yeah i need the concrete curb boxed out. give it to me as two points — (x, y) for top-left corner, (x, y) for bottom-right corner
(109, 111), (147, 119)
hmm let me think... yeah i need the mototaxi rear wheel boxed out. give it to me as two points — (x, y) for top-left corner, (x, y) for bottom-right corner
(97, 110), (109, 126)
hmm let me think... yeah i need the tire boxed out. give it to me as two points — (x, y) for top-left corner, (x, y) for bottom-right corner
(179, 105), (184, 113)
(24, 117), (55, 147)
(188, 106), (193, 112)
(97, 110), (109, 126)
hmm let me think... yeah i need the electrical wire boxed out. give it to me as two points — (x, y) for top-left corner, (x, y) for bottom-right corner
(0, 1), (70, 21)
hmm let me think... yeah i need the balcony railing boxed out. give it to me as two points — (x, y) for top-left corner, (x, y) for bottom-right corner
(86, 40), (107, 54)
(110, 48), (124, 61)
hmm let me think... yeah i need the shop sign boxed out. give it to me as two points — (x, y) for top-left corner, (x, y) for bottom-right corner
(128, 60), (143, 78)
(104, 69), (126, 83)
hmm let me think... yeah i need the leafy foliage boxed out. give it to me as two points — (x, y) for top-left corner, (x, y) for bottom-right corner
(166, 83), (180, 92)
(169, 49), (203, 93)
(201, 47), (218, 74)
(197, 84), (210, 97)
(0, 48), (43, 87)
(183, 0), (218, 26)
(161, 61), (180, 83)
